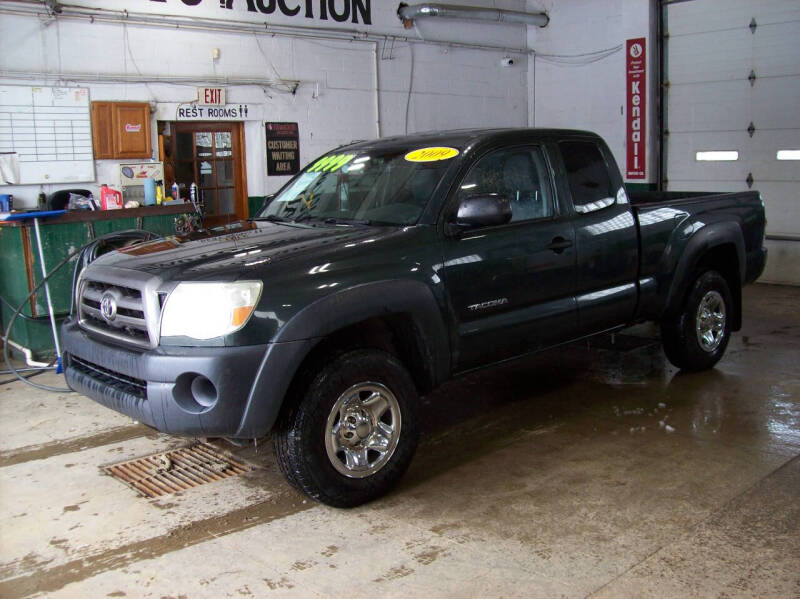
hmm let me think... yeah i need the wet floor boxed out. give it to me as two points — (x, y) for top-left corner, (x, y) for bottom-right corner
(0, 283), (798, 598)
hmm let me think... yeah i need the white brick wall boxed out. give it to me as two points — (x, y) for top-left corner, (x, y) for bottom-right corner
(527, 0), (656, 183)
(0, 1), (532, 206)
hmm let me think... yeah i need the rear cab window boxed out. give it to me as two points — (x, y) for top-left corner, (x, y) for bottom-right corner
(559, 141), (618, 214)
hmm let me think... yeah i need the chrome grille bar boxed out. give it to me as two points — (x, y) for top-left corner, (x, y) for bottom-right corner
(76, 265), (164, 348)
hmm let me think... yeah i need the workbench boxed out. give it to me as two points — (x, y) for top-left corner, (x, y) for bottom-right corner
(0, 204), (195, 360)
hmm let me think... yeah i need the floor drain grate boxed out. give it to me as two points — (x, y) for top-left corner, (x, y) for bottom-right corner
(104, 442), (253, 498)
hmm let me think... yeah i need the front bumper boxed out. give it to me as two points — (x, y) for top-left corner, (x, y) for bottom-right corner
(62, 320), (268, 437)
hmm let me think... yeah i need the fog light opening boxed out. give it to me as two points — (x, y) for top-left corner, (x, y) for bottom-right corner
(191, 375), (218, 408)
(173, 373), (219, 414)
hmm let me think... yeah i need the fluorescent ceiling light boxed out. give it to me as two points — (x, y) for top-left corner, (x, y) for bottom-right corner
(777, 150), (800, 161)
(696, 151), (739, 161)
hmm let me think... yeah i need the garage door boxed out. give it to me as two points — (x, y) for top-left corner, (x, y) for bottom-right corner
(665, 0), (800, 284)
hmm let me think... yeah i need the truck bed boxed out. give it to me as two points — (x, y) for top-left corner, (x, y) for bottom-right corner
(628, 189), (766, 323)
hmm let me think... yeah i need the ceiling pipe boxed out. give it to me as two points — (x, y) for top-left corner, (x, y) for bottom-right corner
(398, 3), (549, 28)
(0, 1), (534, 55)
(43, 0), (62, 14)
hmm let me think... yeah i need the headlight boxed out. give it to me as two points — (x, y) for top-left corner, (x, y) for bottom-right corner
(160, 281), (263, 340)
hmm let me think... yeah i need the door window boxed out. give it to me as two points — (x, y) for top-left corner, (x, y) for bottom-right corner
(164, 122), (244, 225)
(175, 130), (235, 217)
(457, 146), (554, 222)
(559, 141), (616, 213)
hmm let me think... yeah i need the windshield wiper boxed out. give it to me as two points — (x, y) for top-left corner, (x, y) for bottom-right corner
(323, 217), (373, 226)
(293, 213), (316, 223)
(254, 214), (288, 223)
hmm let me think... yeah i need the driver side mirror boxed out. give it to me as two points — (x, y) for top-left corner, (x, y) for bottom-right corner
(446, 194), (512, 235)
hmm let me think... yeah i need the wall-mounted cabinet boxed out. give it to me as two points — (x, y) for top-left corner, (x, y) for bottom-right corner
(90, 102), (152, 159)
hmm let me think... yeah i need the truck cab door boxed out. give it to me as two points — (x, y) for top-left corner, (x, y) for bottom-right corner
(440, 145), (577, 371)
(556, 140), (639, 335)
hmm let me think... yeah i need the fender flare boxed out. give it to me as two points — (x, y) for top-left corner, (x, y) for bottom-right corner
(236, 280), (450, 437)
(663, 221), (745, 323)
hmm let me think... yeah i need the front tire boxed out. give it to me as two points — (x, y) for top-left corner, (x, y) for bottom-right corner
(274, 349), (419, 508)
(661, 270), (733, 371)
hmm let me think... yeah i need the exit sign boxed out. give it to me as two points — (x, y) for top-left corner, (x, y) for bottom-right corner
(198, 87), (226, 106)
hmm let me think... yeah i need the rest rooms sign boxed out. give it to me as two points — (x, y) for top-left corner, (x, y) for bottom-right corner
(176, 104), (254, 120)
(625, 38), (646, 180)
(266, 122), (300, 176)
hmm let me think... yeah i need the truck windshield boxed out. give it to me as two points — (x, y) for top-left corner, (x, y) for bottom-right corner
(257, 149), (452, 225)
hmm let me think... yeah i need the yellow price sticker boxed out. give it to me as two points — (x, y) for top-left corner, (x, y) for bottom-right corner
(404, 147), (460, 163)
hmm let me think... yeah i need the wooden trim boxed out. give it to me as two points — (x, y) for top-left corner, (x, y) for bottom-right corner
(235, 122), (249, 219)
(0, 205), (196, 228)
(19, 227), (38, 317)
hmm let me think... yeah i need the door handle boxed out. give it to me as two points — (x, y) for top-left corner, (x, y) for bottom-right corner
(547, 237), (573, 253)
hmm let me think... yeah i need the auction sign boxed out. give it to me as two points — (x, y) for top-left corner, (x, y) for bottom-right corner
(625, 38), (646, 180)
(266, 122), (300, 176)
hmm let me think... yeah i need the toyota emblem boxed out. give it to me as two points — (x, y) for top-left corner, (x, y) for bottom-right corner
(100, 293), (118, 322)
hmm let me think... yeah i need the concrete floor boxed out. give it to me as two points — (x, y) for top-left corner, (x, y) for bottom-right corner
(1, 283), (798, 598)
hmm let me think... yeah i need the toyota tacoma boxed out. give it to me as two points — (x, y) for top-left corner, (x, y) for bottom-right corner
(62, 128), (767, 506)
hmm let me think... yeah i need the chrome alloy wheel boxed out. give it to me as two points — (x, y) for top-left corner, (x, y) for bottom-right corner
(696, 290), (726, 352)
(325, 382), (402, 478)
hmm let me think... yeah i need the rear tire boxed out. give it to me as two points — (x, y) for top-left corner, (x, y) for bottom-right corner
(274, 349), (419, 508)
(661, 270), (732, 371)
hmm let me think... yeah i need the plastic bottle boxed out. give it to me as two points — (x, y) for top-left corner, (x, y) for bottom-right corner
(144, 178), (156, 206)
(171, 182), (180, 201)
(156, 185), (164, 205)
(190, 182), (198, 206)
(100, 184), (123, 210)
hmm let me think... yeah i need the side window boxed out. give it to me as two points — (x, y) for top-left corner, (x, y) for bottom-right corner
(457, 146), (554, 223)
(559, 141), (616, 212)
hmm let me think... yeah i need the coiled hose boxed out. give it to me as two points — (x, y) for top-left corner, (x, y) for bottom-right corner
(2, 229), (157, 392)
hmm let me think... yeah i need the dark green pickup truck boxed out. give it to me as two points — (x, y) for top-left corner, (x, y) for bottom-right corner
(62, 128), (767, 506)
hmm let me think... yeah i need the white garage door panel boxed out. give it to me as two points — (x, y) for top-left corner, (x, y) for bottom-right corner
(668, 131), (757, 181)
(668, 77), (800, 133)
(742, 181), (795, 233)
(667, 0), (800, 36)
(667, 0), (800, 283)
(761, 240), (800, 284)
(669, 20), (800, 84)
(751, 182), (798, 236)
(669, 129), (800, 181)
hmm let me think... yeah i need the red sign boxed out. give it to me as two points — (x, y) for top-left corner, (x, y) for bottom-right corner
(626, 38), (646, 179)
(197, 87), (226, 106)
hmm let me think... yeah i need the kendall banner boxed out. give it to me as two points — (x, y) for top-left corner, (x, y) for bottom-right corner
(625, 37), (646, 180)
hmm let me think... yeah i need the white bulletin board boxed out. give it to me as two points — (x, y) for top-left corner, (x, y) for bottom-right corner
(0, 86), (95, 185)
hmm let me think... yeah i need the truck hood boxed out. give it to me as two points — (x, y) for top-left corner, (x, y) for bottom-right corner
(92, 220), (392, 281)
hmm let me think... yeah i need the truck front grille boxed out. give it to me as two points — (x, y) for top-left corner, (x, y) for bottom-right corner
(78, 275), (157, 348)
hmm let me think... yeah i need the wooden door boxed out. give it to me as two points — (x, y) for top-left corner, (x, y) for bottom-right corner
(112, 103), (151, 158)
(90, 102), (113, 159)
(91, 101), (151, 159)
(171, 122), (248, 226)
